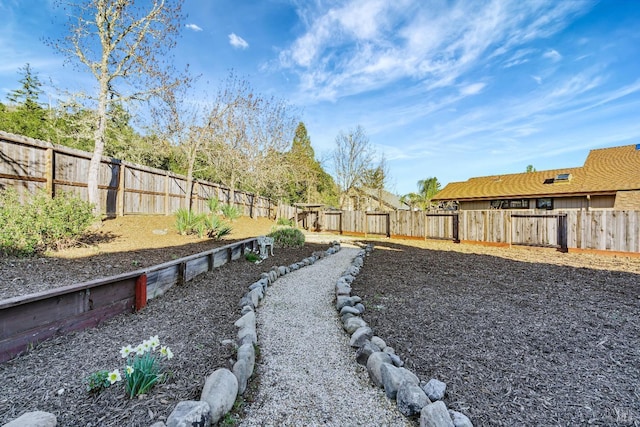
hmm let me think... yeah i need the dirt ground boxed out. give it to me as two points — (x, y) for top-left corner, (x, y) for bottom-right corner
(2, 218), (640, 426)
(352, 239), (640, 426)
(0, 215), (279, 300)
(0, 215), (328, 426)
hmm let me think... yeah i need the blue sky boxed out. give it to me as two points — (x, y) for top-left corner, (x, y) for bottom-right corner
(1, 0), (640, 196)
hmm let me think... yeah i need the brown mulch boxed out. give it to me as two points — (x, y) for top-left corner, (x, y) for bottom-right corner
(3, 215), (640, 426)
(0, 215), (278, 300)
(0, 244), (326, 426)
(0, 215), (326, 426)
(351, 239), (640, 426)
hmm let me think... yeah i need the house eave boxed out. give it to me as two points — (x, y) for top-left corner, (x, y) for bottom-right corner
(433, 190), (620, 203)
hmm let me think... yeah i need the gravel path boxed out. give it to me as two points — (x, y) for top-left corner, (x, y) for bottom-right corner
(240, 246), (411, 427)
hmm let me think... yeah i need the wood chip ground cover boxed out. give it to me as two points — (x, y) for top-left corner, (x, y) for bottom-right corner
(0, 243), (324, 426)
(2, 215), (640, 426)
(351, 239), (640, 426)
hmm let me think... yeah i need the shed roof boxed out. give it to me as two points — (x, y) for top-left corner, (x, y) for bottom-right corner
(432, 144), (640, 202)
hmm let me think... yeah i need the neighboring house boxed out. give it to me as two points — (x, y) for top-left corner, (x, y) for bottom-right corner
(342, 187), (410, 211)
(432, 144), (640, 211)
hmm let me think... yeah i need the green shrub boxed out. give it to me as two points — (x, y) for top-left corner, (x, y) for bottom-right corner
(221, 204), (241, 221)
(268, 226), (305, 248)
(245, 251), (261, 263)
(0, 188), (96, 256)
(276, 217), (295, 227)
(85, 370), (111, 393)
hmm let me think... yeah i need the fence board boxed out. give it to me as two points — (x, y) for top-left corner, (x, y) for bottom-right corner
(306, 208), (640, 254)
(1, 132), (273, 218)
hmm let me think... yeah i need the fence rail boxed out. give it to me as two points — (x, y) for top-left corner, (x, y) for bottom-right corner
(0, 131), (274, 218)
(0, 238), (258, 363)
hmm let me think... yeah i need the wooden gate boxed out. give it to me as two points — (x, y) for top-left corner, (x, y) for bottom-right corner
(511, 213), (567, 251)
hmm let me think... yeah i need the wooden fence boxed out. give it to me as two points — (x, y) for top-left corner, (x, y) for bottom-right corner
(0, 131), (274, 218)
(282, 208), (640, 254)
(0, 238), (259, 363)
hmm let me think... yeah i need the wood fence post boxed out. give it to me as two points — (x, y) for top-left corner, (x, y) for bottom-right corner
(508, 212), (513, 247)
(164, 172), (170, 215)
(208, 253), (214, 272)
(117, 163), (126, 216)
(558, 214), (568, 252)
(45, 147), (54, 197)
(179, 262), (187, 285)
(135, 274), (147, 311)
(386, 213), (391, 238)
(365, 213), (368, 238)
(453, 214), (460, 243)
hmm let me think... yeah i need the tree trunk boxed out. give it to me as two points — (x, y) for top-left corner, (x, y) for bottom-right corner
(88, 74), (109, 216)
(185, 160), (194, 211)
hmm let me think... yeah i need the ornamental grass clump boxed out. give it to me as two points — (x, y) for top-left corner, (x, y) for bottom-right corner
(220, 203), (241, 221)
(174, 202), (233, 240)
(85, 336), (173, 398)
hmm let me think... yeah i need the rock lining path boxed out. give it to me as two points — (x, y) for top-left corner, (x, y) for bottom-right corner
(240, 246), (412, 426)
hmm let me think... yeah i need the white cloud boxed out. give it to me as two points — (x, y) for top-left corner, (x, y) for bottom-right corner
(280, 0), (592, 101)
(185, 23), (203, 32)
(502, 48), (535, 68)
(532, 75), (542, 84)
(543, 49), (562, 61)
(459, 82), (486, 96)
(228, 33), (249, 49)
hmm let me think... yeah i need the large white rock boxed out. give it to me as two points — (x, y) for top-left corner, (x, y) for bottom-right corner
(397, 382), (431, 416)
(349, 326), (373, 348)
(200, 368), (238, 424)
(233, 343), (256, 395)
(343, 316), (367, 334)
(3, 411), (56, 427)
(235, 310), (257, 330)
(380, 364), (419, 399)
(423, 378), (447, 401)
(449, 410), (474, 427)
(420, 401), (454, 427)
(166, 400), (211, 427)
(366, 351), (392, 387)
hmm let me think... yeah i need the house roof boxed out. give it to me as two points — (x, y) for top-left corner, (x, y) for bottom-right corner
(356, 187), (410, 210)
(432, 144), (640, 202)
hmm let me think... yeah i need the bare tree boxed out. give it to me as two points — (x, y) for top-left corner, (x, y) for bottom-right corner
(332, 125), (375, 208)
(152, 75), (208, 210)
(52, 0), (184, 214)
(204, 74), (298, 203)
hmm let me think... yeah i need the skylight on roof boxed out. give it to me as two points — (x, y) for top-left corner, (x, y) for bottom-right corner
(555, 173), (571, 181)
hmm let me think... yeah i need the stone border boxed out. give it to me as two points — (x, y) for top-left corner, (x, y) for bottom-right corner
(158, 242), (343, 427)
(335, 244), (474, 427)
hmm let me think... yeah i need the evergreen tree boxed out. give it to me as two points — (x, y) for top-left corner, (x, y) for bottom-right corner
(286, 122), (339, 205)
(0, 64), (49, 140)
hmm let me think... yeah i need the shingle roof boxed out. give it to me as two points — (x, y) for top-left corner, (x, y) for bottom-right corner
(432, 144), (640, 201)
(357, 187), (409, 210)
